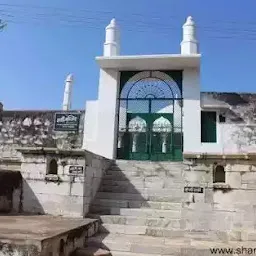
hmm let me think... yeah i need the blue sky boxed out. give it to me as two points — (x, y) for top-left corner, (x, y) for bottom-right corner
(0, 0), (256, 110)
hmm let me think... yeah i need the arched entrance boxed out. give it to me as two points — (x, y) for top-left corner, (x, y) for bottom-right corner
(117, 70), (183, 161)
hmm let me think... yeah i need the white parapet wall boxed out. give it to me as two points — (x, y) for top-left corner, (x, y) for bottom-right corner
(83, 100), (99, 154)
(182, 68), (201, 154)
(83, 68), (120, 159)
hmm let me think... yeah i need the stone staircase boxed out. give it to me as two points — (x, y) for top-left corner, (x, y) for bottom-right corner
(72, 160), (249, 255)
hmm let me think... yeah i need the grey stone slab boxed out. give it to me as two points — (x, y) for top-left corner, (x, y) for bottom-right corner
(97, 215), (181, 229)
(130, 243), (163, 254)
(93, 198), (129, 208)
(180, 248), (213, 256)
(119, 208), (181, 218)
(110, 252), (161, 256)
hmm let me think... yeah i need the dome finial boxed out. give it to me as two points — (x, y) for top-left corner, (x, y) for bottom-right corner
(104, 18), (120, 56)
(66, 73), (73, 82)
(181, 15), (198, 54)
(185, 16), (195, 25)
(110, 18), (116, 26)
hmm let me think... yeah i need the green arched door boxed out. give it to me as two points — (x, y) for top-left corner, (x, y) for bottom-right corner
(117, 71), (183, 162)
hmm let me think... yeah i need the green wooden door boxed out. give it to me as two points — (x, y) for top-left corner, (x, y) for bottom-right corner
(201, 111), (217, 143)
(126, 113), (174, 161)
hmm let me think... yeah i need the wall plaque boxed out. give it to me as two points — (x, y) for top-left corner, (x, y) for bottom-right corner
(54, 112), (80, 132)
(69, 165), (84, 174)
(184, 186), (204, 193)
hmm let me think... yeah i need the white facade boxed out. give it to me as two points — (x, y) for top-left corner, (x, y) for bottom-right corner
(83, 17), (256, 160)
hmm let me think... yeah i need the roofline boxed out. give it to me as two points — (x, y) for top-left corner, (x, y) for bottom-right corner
(1, 109), (85, 113)
(96, 54), (201, 61)
(201, 91), (256, 95)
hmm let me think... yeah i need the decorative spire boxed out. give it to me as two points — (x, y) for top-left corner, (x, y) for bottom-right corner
(66, 73), (73, 83)
(104, 18), (120, 56)
(109, 18), (116, 27)
(185, 16), (195, 26)
(62, 73), (74, 111)
(181, 16), (199, 54)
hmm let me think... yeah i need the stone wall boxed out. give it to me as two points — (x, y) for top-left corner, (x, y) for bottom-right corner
(18, 148), (112, 217)
(183, 154), (256, 239)
(202, 92), (256, 153)
(0, 170), (22, 213)
(0, 109), (85, 160)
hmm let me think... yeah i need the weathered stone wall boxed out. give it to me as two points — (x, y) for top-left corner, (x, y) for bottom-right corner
(19, 148), (112, 217)
(0, 170), (22, 213)
(40, 220), (99, 256)
(0, 243), (41, 256)
(0, 219), (99, 256)
(202, 92), (256, 153)
(0, 110), (85, 160)
(183, 155), (256, 239)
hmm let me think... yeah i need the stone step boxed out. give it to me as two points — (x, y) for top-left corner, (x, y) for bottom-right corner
(110, 252), (161, 256)
(99, 184), (182, 193)
(86, 233), (183, 255)
(90, 208), (181, 218)
(99, 223), (244, 242)
(86, 233), (229, 255)
(99, 224), (184, 237)
(90, 215), (182, 229)
(91, 199), (182, 210)
(113, 161), (184, 171)
(101, 178), (182, 189)
(96, 192), (183, 202)
(109, 249), (212, 256)
(74, 247), (111, 256)
(104, 170), (183, 180)
(108, 165), (184, 173)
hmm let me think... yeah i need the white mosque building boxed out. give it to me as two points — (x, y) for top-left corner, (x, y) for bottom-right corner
(77, 17), (256, 162)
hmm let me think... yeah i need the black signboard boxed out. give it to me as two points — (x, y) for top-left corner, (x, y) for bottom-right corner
(69, 165), (84, 174)
(54, 112), (80, 132)
(184, 186), (204, 193)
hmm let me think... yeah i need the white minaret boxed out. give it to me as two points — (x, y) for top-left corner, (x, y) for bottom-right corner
(62, 74), (73, 111)
(104, 18), (120, 56)
(181, 16), (199, 54)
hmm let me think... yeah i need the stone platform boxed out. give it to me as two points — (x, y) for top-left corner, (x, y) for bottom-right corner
(0, 215), (99, 256)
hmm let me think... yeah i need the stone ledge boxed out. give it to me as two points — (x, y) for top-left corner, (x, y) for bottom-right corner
(0, 158), (21, 164)
(183, 152), (256, 160)
(16, 147), (86, 156)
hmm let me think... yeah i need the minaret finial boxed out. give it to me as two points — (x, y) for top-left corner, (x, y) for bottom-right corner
(181, 16), (199, 54)
(104, 18), (120, 56)
(62, 73), (74, 111)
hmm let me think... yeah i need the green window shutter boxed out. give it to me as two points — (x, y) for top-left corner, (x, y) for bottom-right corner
(201, 111), (217, 143)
